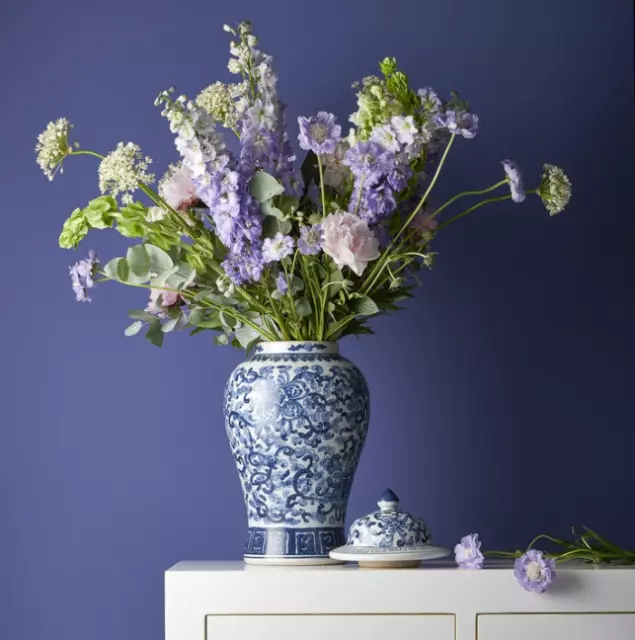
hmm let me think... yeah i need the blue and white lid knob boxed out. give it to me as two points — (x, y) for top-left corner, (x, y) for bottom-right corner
(377, 488), (400, 512)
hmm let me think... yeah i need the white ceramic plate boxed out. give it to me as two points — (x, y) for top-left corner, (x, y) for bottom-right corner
(329, 544), (450, 567)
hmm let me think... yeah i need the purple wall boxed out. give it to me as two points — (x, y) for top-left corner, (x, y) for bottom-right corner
(1, 0), (634, 639)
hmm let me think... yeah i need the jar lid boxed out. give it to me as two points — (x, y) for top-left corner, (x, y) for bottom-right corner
(347, 489), (432, 549)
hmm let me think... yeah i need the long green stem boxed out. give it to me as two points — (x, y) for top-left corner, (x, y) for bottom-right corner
(436, 195), (512, 231)
(267, 290), (292, 340)
(70, 150), (105, 160)
(317, 154), (328, 216)
(429, 180), (507, 221)
(360, 134), (456, 295)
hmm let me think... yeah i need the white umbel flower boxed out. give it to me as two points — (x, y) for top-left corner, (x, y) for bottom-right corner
(98, 142), (155, 205)
(35, 118), (74, 180)
(538, 164), (572, 216)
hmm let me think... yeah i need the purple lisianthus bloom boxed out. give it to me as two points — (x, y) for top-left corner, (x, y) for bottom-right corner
(501, 159), (526, 203)
(69, 250), (99, 302)
(514, 550), (556, 594)
(298, 223), (324, 255)
(275, 271), (288, 295)
(262, 232), (294, 263)
(298, 112), (341, 155)
(454, 533), (484, 569)
(437, 109), (479, 139)
(344, 141), (394, 187)
(387, 165), (412, 192)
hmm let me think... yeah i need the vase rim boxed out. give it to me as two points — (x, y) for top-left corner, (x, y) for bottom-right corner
(255, 341), (339, 355)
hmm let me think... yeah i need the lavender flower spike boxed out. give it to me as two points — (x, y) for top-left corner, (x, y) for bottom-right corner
(69, 250), (99, 302)
(454, 533), (484, 569)
(514, 549), (556, 593)
(501, 159), (526, 203)
(298, 112), (341, 155)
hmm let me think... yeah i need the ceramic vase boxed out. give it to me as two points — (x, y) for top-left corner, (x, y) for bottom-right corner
(224, 341), (370, 565)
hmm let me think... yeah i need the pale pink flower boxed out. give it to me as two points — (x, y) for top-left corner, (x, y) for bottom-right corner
(322, 212), (380, 276)
(146, 288), (181, 316)
(159, 163), (198, 211)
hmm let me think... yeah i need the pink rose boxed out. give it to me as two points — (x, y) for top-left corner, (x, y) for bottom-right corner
(322, 212), (380, 276)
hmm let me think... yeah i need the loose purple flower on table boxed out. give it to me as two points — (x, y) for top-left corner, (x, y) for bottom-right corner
(262, 232), (294, 263)
(514, 550), (556, 593)
(454, 533), (485, 569)
(437, 109), (479, 139)
(501, 160), (526, 203)
(69, 250), (99, 302)
(298, 224), (324, 255)
(298, 112), (341, 155)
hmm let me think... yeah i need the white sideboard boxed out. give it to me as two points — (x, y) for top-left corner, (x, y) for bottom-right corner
(165, 560), (635, 640)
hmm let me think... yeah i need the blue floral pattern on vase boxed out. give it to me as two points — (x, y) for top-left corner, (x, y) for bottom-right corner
(224, 341), (370, 563)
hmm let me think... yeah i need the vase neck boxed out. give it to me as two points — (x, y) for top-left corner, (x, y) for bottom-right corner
(256, 341), (339, 355)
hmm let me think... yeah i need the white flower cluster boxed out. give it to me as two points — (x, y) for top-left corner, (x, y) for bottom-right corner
(98, 142), (155, 205)
(157, 87), (226, 185)
(196, 81), (247, 131)
(538, 164), (572, 216)
(35, 118), (73, 180)
(146, 206), (167, 222)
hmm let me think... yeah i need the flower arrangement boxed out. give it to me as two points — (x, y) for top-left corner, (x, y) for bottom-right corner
(455, 528), (635, 593)
(36, 21), (571, 349)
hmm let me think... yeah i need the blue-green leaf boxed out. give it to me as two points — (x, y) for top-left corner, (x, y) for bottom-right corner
(124, 321), (144, 337)
(145, 321), (164, 348)
(161, 317), (180, 333)
(127, 245), (151, 278)
(353, 296), (379, 317)
(103, 257), (123, 280)
(145, 244), (174, 273)
(250, 171), (285, 202)
(295, 297), (312, 317)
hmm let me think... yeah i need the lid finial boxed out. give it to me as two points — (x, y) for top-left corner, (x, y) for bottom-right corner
(378, 488), (399, 511)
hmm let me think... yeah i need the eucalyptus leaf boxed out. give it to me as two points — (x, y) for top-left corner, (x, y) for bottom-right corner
(127, 245), (151, 277)
(262, 216), (292, 238)
(235, 324), (261, 348)
(124, 321), (144, 337)
(145, 321), (164, 348)
(260, 200), (287, 220)
(295, 297), (312, 317)
(145, 244), (174, 272)
(103, 258), (123, 280)
(129, 309), (157, 322)
(188, 307), (205, 326)
(161, 317), (180, 333)
(353, 296), (380, 317)
(150, 265), (180, 287)
(249, 171), (285, 202)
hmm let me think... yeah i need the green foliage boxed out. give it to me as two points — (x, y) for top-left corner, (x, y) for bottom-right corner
(124, 321), (144, 336)
(59, 207), (89, 249)
(249, 171), (285, 202)
(127, 245), (151, 277)
(116, 202), (147, 239)
(379, 57), (419, 115)
(145, 320), (164, 348)
(353, 296), (379, 317)
(83, 196), (118, 229)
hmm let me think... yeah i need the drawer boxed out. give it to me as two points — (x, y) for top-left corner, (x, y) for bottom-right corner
(206, 614), (455, 639)
(478, 613), (635, 640)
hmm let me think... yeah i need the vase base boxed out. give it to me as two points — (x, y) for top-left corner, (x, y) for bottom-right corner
(244, 555), (345, 566)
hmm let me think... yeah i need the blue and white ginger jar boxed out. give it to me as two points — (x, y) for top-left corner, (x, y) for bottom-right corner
(224, 341), (370, 565)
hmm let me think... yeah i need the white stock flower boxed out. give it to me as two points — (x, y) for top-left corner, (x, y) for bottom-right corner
(323, 141), (351, 193)
(322, 211), (380, 276)
(98, 142), (155, 205)
(35, 118), (74, 180)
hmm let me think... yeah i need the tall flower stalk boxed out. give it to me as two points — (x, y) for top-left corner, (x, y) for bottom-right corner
(35, 21), (572, 349)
